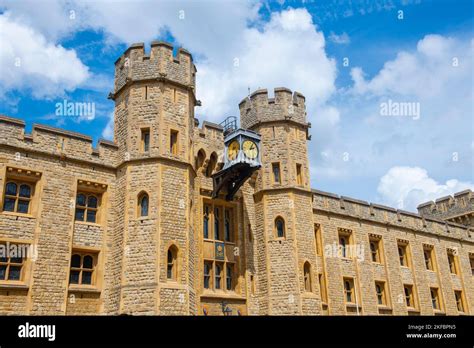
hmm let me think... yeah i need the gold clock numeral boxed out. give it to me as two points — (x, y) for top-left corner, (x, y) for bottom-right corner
(227, 140), (240, 160)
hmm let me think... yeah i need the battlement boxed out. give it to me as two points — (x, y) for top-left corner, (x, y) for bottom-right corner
(312, 188), (473, 242)
(112, 41), (196, 98)
(239, 88), (307, 129)
(0, 115), (119, 168)
(417, 189), (474, 226)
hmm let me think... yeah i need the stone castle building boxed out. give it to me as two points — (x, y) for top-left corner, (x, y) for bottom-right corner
(0, 42), (473, 316)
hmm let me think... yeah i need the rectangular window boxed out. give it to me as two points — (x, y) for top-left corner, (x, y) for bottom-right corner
(296, 163), (302, 185)
(375, 281), (386, 306)
(224, 208), (233, 242)
(144, 85), (148, 100)
(3, 180), (35, 214)
(203, 261), (212, 289)
(69, 251), (98, 286)
(250, 274), (255, 295)
(423, 246), (434, 271)
(226, 263), (234, 291)
(454, 290), (465, 313)
(319, 273), (327, 303)
(173, 88), (177, 103)
(338, 229), (352, 258)
(314, 224), (322, 256)
(215, 262), (223, 290)
(203, 205), (210, 239)
(397, 242), (409, 267)
(430, 287), (440, 310)
(470, 255), (474, 276)
(447, 250), (458, 275)
(370, 238), (382, 263)
(141, 128), (150, 152)
(214, 207), (221, 240)
(170, 130), (178, 155)
(75, 192), (100, 224)
(272, 163), (281, 184)
(0, 242), (26, 282)
(404, 284), (415, 308)
(343, 277), (355, 304)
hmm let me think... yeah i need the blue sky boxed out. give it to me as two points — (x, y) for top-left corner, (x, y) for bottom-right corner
(0, 0), (472, 211)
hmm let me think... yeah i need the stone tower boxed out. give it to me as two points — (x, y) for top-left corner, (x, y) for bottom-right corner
(109, 42), (197, 314)
(239, 88), (321, 314)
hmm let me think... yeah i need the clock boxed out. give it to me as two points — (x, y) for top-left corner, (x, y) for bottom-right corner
(227, 140), (240, 160)
(242, 140), (258, 159)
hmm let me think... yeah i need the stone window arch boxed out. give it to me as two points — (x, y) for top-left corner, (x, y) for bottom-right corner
(304, 261), (312, 292)
(138, 191), (149, 217)
(275, 216), (285, 238)
(167, 245), (178, 281)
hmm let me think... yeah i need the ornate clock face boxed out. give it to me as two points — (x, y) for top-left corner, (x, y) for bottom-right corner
(227, 140), (240, 160)
(243, 140), (258, 159)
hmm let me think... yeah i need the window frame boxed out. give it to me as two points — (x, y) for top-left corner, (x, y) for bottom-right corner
(375, 281), (387, 306)
(454, 290), (465, 313)
(69, 251), (98, 287)
(404, 284), (416, 309)
(343, 277), (355, 304)
(137, 192), (149, 218)
(430, 287), (441, 311)
(140, 128), (150, 153)
(296, 163), (303, 185)
(75, 192), (100, 224)
(275, 216), (286, 239)
(447, 250), (458, 275)
(170, 129), (179, 155)
(2, 180), (34, 215)
(0, 242), (27, 283)
(271, 162), (281, 184)
(166, 245), (178, 281)
(303, 262), (312, 292)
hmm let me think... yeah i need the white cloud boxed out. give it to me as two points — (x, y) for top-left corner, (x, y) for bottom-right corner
(350, 35), (470, 99)
(101, 111), (114, 140)
(0, 13), (90, 99)
(196, 8), (337, 123)
(328, 31), (350, 44)
(377, 166), (474, 211)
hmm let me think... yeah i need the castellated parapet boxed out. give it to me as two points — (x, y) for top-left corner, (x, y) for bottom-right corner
(0, 115), (119, 168)
(417, 189), (474, 227)
(112, 41), (196, 98)
(239, 88), (308, 130)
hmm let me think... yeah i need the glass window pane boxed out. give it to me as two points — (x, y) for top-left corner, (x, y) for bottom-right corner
(3, 198), (15, 212)
(76, 194), (86, 206)
(69, 270), (80, 284)
(19, 184), (31, 198)
(83, 255), (93, 269)
(17, 200), (29, 214)
(10, 256), (23, 264)
(5, 182), (17, 196)
(0, 265), (6, 280)
(86, 210), (97, 223)
(87, 195), (98, 208)
(82, 271), (92, 285)
(71, 254), (81, 268)
(8, 266), (21, 280)
(75, 208), (85, 221)
(140, 195), (149, 217)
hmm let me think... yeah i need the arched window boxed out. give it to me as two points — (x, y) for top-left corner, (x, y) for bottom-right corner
(167, 245), (178, 280)
(304, 262), (312, 292)
(275, 217), (285, 238)
(138, 192), (149, 217)
(197, 149), (206, 170)
(206, 152), (217, 177)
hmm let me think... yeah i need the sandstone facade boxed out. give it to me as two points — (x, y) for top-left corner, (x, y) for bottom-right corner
(0, 43), (472, 315)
